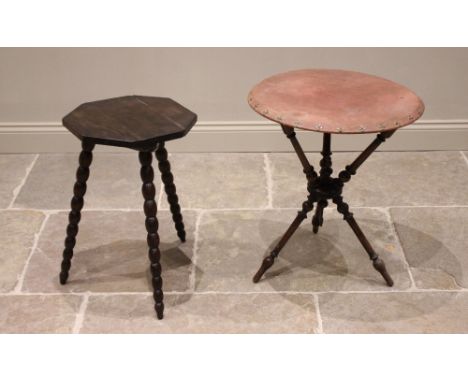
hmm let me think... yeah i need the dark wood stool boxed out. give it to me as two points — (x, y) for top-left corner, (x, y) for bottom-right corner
(60, 95), (197, 319)
(248, 69), (425, 286)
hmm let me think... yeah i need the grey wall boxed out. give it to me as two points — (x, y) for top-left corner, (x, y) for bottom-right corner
(1, 47), (468, 123)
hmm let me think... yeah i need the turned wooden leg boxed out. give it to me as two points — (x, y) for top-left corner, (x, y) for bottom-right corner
(312, 199), (328, 234)
(319, 133), (333, 178)
(139, 151), (164, 319)
(155, 142), (186, 242)
(333, 196), (394, 287)
(60, 140), (94, 285)
(281, 126), (318, 183)
(253, 200), (314, 283)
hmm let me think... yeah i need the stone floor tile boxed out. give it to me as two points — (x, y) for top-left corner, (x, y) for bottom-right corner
(13, 153), (159, 209)
(462, 152), (468, 165)
(268, 152), (320, 209)
(0, 295), (82, 333)
(269, 151), (468, 208)
(195, 208), (410, 292)
(391, 207), (468, 289)
(81, 293), (317, 333)
(22, 210), (196, 292)
(160, 153), (268, 209)
(0, 154), (36, 208)
(0, 210), (45, 292)
(319, 292), (468, 333)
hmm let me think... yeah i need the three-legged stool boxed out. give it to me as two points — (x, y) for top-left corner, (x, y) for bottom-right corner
(248, 69), (425, 286)
(60, 95), (197, 319)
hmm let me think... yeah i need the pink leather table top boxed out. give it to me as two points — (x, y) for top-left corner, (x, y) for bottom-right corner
(248, 69), (425, 134)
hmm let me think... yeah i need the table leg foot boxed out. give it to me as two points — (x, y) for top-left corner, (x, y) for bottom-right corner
(253, 254), (275, 283)
(253, 201), (313, 283)
(312, 199), (327, 234)
(155, 302), (164, 320)
(373, 257), (394, 287)
(333, 195), (394, 287)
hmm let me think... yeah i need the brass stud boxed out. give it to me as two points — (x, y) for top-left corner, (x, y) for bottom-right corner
(408, 115), (413, 120)
(379, 123), (386, 130)
(359, 126), (366, 132)
(336, 127), (342, 133)
(264, 110), (269, 115)
(277, 116), (283, 122)
(395, 121), (400, 127)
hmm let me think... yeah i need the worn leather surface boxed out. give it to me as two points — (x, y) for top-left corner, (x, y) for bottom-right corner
(248, 69), (425, 134)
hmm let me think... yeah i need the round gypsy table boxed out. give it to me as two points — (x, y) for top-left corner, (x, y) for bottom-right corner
(248, 69), (425, 286)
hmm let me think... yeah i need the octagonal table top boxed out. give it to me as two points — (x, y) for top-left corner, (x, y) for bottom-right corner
(63, 95), (197, 150)
(248, 69), (425, 134)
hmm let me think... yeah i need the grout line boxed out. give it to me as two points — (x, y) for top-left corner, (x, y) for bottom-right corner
(2, 205), (468, 214)
(5, 291), (155, 296)
(157, 179), (164, 210)
(263, 153), (274, 209)
(373, 205), (468, 209)
(187, 289), (468, 295)
(313, 294), (324, 334)
(3, 208), (66, 213)
(190, 289), (468, 294)
(7, 154), (39, 209)
(3, 288), (468, 297)
(188, 210), (204, 292)
(13, 213), (50, 293)
(383, 207), (417, 290)
(72, 293), (89, 334)
(460, 151), (468, 169)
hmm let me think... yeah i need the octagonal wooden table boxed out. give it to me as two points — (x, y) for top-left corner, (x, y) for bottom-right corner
(60, 95), (197, 319)
(248, 69), (425, 286)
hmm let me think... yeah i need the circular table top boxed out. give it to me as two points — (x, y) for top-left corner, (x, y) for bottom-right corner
(248, 69), (425, 134)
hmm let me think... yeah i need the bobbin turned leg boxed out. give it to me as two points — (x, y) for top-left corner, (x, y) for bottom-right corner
(139, 151), (164, 319)
(253, 199), (314, 283)
(155, 142), (186, 242)
(60, 140), (94, 285)
(333, 195), (394, 287)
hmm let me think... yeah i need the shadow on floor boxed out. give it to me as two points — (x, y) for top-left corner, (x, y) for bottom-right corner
(63, 239), (193, 295)
(262, 218), (461, 321)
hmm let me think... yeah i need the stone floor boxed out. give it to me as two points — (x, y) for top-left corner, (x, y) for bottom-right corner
(0, 151), (468, 333)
